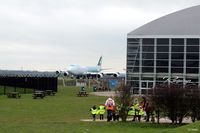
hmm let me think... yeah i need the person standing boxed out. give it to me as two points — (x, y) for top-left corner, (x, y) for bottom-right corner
(133, 99), (140, 121)
(144, 100), (155, 122)
(113, 105), (120, 121)
(90, 105), (97, 121)
(138, 105), (145, 122)
(105, 97), (115, 122)
(128, 104), (135, 121)
(98, 104), (106, 120)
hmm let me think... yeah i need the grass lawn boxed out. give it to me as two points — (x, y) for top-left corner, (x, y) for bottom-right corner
(167, 121), (200, 133)
(0, 86), (199, 133)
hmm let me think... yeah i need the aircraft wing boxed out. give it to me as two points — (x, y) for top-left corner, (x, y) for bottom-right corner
(100, 68), (113, 71)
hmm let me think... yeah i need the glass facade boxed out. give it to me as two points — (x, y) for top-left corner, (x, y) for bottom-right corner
(127, 38), (200, 94)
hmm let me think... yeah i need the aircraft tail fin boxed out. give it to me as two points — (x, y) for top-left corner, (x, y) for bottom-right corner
(97, 56), (102, 67)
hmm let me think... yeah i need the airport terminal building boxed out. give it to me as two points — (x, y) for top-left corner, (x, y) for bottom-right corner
(127, 5), (200, 94)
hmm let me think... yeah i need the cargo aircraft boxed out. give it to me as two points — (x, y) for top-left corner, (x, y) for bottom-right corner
(57, 56), (125, 79)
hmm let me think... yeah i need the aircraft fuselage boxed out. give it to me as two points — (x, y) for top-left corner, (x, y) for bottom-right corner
(67, 64), (101, 75)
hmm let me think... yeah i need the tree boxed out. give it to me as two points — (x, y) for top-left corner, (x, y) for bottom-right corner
(152, 83), (189, 124)
(115, 84), (132, 122)
(185, 84), (200, 122)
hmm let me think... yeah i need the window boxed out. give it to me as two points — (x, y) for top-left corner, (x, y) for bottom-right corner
(133, 67), (139, 72)
(133, 60), (139, 66)
(127, 38), (140, 43)
(171, 46), (184, 52)
(142, 53), (154, 59)
(142, 39), (154, 45)
(127, 54), (140, 59)
(171, 53), (184, 59)
(157, 38), (169, 45)
(148, 82), (153, 88)
(142, 46), (154, 52)
(156, 67), (168, 73)
(186, 53), (199, 60)
(128, 43), (139, 46)
(171, 60), (183, 67)
(172, 39), (184, 46)
(132, 81), (139, 87)
(142, 82), (147, 88)
(127, 60), (139, 66)
(127, 62), (136, 66)
(127, 46), (139, 53)
(142, 67), (154, 72)
(157, 53), (168, 59)
(171, 68), (183, 73)
(187, 46), (199, 52)
(127, 55), (135, 60)
(156, 60), (168, 67)
(186, 61), (199, 67)
(142, 60), (154, 66)
(127, 67), (133, 70)
(156, 81), (165, 85)
(185, 79), (198, 83)
(130, 77), (139, 80)
(141, 77), (153, 80)
(127, 66), (139, 73)
(157, 46), (169, 52)
(187, 39), (199, 45)
(186, 68), (198, 74)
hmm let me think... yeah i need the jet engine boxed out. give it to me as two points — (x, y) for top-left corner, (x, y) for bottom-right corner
(56, 71), (68, 77)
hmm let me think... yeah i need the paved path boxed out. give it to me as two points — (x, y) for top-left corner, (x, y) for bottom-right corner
(90, 91), (116, 97)
(80, 117), (192, 123)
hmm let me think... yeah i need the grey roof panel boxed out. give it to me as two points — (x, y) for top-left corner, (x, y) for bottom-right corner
(128, 5), (200, 36)
(0, 70), (59, 77)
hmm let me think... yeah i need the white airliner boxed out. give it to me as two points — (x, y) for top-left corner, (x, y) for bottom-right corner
(59, 56), (125, 79)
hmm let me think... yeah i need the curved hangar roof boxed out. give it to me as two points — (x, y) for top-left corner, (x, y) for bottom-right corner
(128, 5), (200, 36)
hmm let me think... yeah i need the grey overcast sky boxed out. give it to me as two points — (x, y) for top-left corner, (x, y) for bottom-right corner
(0, 0), (200, 71)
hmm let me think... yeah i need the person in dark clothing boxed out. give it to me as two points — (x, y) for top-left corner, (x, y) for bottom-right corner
(144, 101), (155, 122)
(113, 105), (120, 121)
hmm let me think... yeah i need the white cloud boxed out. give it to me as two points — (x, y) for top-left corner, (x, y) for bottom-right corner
(0, 0), (199, 70)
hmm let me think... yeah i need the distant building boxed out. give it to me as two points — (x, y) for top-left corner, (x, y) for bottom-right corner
(127, 5), (200, 94)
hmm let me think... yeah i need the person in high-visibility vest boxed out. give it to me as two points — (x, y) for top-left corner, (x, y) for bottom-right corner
(97, 104), (106, 120)
(137, 105), (145, 122)
(90, 105), (97, 121)
(128, 104), (135, 116)
(133, 99), (140, 121)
